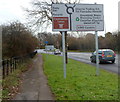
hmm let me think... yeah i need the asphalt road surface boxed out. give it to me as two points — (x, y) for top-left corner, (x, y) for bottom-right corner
(68, 52), (119, 74)
(36, 49), (119, 75)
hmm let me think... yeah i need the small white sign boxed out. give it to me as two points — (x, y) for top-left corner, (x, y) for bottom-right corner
(52, 4), (104, 31)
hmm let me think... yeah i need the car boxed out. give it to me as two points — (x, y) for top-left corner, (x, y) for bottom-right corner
(54, 49), (61, 55)
(90, 49), (116, 63)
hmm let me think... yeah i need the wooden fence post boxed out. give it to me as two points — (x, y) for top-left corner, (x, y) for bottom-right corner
(10, 58), (13, 73)
(6, 60), (9, 76)
(15, 58), (17, 69)
(2, 60), (5, 79)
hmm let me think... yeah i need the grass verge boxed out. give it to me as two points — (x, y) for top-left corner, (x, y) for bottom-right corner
(42, 54), (118, 100)
(68, 50), (93, 53)
(1, 58), (33, 100)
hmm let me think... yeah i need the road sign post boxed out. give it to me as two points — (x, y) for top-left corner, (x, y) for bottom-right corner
(95, 31), (99, 76)
(62, 32), (66, 78)
(52, 3), (104, 77)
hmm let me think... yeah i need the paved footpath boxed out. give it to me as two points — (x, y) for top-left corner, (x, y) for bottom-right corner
(13, 54), (54, 100)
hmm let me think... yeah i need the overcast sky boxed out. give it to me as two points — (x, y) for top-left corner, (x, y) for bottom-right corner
(0, 0), (119, 36)
(118, 1), (120, 31)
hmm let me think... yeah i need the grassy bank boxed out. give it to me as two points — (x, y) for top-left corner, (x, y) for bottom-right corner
(68, 50), (93, 53)
(1, 58), (33, 100)
(42, 54), (118, 100)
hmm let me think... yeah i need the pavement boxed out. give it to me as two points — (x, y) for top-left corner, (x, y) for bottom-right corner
(13, 54), (54, 100)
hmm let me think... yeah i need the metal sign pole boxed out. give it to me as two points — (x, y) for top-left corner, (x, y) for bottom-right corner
(62, 31), (66, 78)
(95, 31), (99, 76)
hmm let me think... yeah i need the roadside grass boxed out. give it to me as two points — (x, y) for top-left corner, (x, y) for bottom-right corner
(68, 50), (93, 53)
(1, 58), (33, 100)
(42, 54), (118, 100)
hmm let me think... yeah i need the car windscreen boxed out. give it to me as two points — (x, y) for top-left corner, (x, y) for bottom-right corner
(104, 51), (114, 55)
(94, 51), (102, 54)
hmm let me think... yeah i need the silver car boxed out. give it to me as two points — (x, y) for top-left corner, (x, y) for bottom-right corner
(90, 49), (116, 63)
(54, 49), (61, 55)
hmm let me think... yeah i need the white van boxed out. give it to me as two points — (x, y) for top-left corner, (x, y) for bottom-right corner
(45, 45), (55, 51)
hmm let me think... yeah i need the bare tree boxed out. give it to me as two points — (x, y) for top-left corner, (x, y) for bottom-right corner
(25, 0), (82, 31)
(25, 0), (82, 63)
(2, 21), (39, 58)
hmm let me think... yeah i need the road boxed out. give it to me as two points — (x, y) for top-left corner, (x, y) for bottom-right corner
(68, 52), (119, 74)
(36, 49), (119, 74)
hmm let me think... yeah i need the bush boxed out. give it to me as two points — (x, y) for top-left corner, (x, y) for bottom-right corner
(2, 21), (39, 58)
